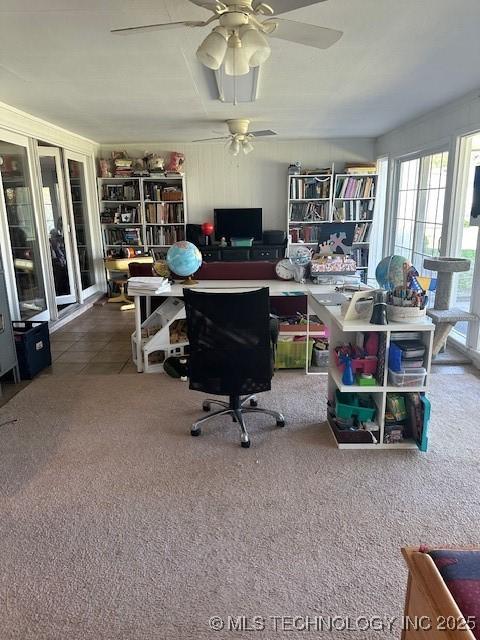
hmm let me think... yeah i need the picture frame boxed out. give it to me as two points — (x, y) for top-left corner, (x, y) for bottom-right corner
(121, 212), (133, 223)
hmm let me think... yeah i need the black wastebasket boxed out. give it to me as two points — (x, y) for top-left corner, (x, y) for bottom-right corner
(13, 321), (52, 379)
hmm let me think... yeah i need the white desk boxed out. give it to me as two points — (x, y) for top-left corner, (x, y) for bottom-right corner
(129, 280), (338, 373)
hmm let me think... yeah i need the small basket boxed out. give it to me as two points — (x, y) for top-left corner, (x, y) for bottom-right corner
(386, 303), (426, 323)
(275, 339), (314, 369)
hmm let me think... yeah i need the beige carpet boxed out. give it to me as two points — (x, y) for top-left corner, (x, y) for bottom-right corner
(0, 370), (479, 640)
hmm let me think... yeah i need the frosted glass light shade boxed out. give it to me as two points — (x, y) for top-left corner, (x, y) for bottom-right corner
(229, 138), (241, 155)
(242, 138), (254, 154)
(196, 27), (228, 70)
(239, 25), (271, 67)
(224, 45), (250, 76)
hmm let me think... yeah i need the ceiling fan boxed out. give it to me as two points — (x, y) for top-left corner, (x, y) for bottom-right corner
(111, 0), (343, 77)
(193, 119), (277, 155)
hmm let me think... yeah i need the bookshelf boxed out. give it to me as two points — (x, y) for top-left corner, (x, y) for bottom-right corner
(332, 172), (378, 283)
(97, 175), (187, 256)
(286, 168), (378, 284)
(287, 172), (333, 246)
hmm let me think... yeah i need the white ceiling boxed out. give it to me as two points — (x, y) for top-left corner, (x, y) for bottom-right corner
(0, 0), (479, 143)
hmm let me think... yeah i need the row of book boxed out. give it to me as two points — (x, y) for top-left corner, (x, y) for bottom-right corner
(103, 227), (142, 246)
(353, 222), (371, 243)
(290, 176), (330, 200)
(290, 226), (322, 243)
(333, 199), (374, 222)
(144, 184), (183, 202)
(335, 176), (376, 199)
(344, 163), (377, 175)
(100, 205), (140, 224)
(145, 226), (185, 246)
(289, 201), (329, 222)
(101, 183), (139, 202)
(145, 202), (184, 224)
(350, 247), (369, 268)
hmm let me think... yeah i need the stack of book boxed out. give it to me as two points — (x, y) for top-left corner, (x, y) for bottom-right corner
(128, 277), (171, 295)
(290, 176), (330, 199)
(390, 336), (426, 371)
(145, 202), (184, 224)
(344, 163), (377, 175)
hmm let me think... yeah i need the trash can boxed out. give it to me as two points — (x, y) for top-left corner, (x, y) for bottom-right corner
(13, 321), (52, 379)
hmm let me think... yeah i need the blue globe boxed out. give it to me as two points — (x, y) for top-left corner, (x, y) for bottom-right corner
(376, 255), (411, 290)
(166, 241), (202, 277)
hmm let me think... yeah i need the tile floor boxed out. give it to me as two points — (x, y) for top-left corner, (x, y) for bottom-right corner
(46, 303), (137, 376)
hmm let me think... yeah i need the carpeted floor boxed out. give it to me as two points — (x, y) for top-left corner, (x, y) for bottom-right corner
(0, 371), (479, 639)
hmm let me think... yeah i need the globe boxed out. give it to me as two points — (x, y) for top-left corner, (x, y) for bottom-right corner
(166, 241), (202, 280)
(376, 255), (412, 290)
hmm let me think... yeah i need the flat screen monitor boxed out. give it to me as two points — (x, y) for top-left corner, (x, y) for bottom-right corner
(214, 208), (263, 242)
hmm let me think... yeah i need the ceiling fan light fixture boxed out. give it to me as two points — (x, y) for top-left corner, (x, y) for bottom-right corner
(239, 24), (271, 67)
(224, 37), (250, 76)
(242, 138), (254, 154)
(196, 26), (228, 70)
(229, 137), (241, 156)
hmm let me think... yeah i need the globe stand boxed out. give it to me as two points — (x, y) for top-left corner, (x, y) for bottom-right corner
(181, 275), (198, 286)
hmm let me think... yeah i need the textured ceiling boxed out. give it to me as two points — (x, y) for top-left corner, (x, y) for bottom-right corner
(0, 0), (479, 143)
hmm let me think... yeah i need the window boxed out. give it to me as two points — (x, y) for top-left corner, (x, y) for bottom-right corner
(393, 151), (449, 275)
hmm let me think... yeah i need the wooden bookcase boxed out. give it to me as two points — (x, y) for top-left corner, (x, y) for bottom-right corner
(97, 175), (187, 256)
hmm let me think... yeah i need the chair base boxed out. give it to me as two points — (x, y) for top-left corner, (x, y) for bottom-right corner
(191, 395), (285, 448)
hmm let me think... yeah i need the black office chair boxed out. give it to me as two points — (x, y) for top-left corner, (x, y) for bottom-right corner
(183, 287), (285, 448)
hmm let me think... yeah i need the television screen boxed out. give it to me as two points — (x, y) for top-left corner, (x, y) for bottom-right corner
(214, 208), (263, 242)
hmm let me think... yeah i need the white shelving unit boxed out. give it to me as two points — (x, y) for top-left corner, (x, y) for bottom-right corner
(287, 172), (333, 253)
(309, 297), (434, 450)
(97, 175), (187, 256)
(332, 172), (378, 284)
(286, 169), (379, 284)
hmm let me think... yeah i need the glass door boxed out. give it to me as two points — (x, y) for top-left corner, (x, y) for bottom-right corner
(0, 137), (48, 320)
(38, 147), (78, 309)
(64, 153), (96, 297)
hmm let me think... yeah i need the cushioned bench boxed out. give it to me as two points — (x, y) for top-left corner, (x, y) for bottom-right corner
(402, 546), (479, 639)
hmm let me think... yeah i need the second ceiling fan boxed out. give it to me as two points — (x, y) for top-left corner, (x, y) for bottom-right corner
(112, 0), (343, 77)
(193, 119), (277, 155)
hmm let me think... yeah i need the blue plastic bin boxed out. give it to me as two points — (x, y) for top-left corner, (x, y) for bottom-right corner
(13, 321), (52, 379)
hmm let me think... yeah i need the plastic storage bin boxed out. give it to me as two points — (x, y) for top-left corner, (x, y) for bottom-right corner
(388, 368), (427, 387)
(335, 390), (376, 421)
(230, 237), (253, 247)
(13, 321), (51, 379)
(275, 339), (314, 369)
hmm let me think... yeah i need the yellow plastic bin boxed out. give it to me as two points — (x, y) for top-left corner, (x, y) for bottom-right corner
(275, 339), (314, 369)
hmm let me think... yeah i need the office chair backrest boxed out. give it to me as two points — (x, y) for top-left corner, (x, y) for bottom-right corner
(183, 288), (272, 396)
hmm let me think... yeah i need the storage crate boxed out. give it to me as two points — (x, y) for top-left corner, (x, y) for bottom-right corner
(13, 321), (51, 379)
(335, 390), (376, 421)
(388, 368), (427, 387)
(275, 339), (314, 369)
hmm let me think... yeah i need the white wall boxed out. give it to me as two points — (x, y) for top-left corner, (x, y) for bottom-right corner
(376, 88), (480, 159)
(98, 139), (375, 229)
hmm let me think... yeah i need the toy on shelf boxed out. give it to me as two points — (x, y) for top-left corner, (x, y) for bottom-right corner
(334, 332), (380, 384)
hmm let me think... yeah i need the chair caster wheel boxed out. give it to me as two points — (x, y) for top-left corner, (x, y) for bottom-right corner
(277, 420), (285, 428)
(241, 440), (251, 448)
(249, 399), (258, 407)
(191, 427), (201, 437)
(202, 401), (210, 412)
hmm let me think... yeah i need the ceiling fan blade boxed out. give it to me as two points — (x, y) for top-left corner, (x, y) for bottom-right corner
(188, 0), (225, 9)
(250, 130), (277, 137)
(111, 21), (195, 35)
(253, 0), (327, 15)
(268, 19), (343, 49)
(192, 136), (230, 142)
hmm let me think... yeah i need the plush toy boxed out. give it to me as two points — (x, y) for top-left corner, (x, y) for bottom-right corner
(166, 151), (185, 173)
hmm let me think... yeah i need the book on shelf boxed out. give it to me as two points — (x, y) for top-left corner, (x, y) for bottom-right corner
(104, 227), (142, 246)
(144, 183), (183, 201)
(145, 202), (184, 224)
(101, 204), (140, 224)
(102, 182), (139, 201)
(290, 176), (330, 199)
(344, 163), (377, 175)
(290, 225), (321, 243)
(353, 222), (371, 243)
(145, 225), (185, 246)
(333, 199), (374, 222)
(335, 175), (376, 199)
(289, 201), (329, 222)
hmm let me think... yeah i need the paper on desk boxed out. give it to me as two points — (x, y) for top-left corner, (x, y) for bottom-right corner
(128, 276), (171, 294)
